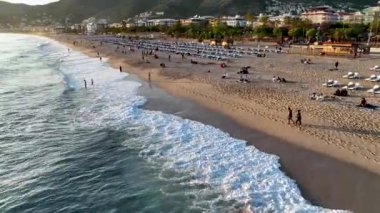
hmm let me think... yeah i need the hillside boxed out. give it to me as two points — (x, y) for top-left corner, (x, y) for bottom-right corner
(0, 0), (377, 26)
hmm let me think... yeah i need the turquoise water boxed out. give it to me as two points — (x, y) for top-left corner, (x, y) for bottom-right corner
(0, 34), (345, 213)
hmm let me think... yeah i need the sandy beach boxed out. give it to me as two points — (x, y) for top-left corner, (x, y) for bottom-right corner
(49, 34), (380, 211)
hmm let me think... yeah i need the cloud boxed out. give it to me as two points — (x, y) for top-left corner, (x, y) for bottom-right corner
(0, 0), (60, 5)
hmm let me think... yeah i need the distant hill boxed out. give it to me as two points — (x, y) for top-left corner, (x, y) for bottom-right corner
(0, 0), (378, 26)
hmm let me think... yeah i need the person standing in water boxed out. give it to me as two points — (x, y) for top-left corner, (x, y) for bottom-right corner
(100, 57), (102, 61)
(295, 110), (302, 126)
(119, 66), (123, 72)
(84, 79), (87, 88)
(91, 79), (94, 86)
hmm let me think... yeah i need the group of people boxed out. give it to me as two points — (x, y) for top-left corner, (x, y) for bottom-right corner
(288, 107), (302, 126)
(334, 89), (348, 96)
(310, 92), (324, 101)
(83, 79), (94, 88)
(272, 76), (287, 83)
(300, 58), (312, 64)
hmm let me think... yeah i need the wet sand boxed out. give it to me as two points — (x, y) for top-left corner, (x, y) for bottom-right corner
(135, 75), (380, 212)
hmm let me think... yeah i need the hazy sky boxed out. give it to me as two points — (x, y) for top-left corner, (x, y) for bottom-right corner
(0, 0), (59, 5)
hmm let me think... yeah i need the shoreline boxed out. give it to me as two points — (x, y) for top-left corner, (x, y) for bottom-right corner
(43, 34), (380, 211)
(135, 75), (380, 212)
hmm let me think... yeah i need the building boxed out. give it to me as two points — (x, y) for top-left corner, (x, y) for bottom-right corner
(146, 19), (177, 27)
(81, 17), (108, 34)
(70, 24), (83, 32)
(96, 19), (108, 32)
(180, 15), (213, 26)
(109, 23), (123, 28)
(310, 42), (359, 56)
(224, 15), (247, 27)
(363, 1), (380, 23)
(339, 12), (364, 24)
(301, 6), (339, 24)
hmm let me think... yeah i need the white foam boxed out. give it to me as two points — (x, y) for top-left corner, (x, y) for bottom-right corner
(35, 36), (349, 213)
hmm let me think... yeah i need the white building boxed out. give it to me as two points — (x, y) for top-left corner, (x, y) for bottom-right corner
(225, 15), (247, 27)
(109, 23), (123, 28)
(301, 6), (339, 24)
(146, 19), (177, 27)
(81, 17), (108, 34)
(363, 1), (380, 23)
(181, 15), (214, 26)
(339, 12), (364, 24)
(70, 24), (83, 31)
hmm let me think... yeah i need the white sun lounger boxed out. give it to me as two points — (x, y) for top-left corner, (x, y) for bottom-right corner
(343, 72), (354, 78)
(365, 75), (380, 82)
(370, 65), (380, 71)
(367, 85), (380, 94)
(342, 82), (362, 90)
(350, 72), (360, 79)
(323, 80), (339, 87)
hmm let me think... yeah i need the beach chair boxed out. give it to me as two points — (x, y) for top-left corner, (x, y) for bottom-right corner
(351, 72), (360, 79)
(342, 72), (353, 78)
(371, 75), (380, 82)
(322, 80), (334, 87)
(367, 85), (380, 94)
(323, 80), (339, 87)
(349, 83), (363, 90)
(342, 82), (355, 90)
(369, 65), (380, 71)
(365, 74), (377, 81)
(343, 72), (354, 78)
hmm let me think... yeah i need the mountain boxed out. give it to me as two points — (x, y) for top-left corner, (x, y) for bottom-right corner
(0, 0), (378, 26)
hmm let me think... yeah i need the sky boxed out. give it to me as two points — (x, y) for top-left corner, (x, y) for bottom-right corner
(0, 0), (59, 5)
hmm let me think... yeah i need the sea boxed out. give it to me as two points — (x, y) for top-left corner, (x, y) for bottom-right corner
(0, 34), (345, 213)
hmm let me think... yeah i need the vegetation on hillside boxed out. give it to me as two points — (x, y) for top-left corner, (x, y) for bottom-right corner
(0, 0), (377, 25)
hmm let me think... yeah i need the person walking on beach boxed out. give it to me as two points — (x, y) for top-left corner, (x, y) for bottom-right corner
(168, 54), (171, 62)
(99, 57), (102, 61)
(84, 79), (87, 89)
(91, 79), (94, 86)
(287, 107), (294, 125)
(335, 61), (339, 70)
(119, 66), (123, 72)
(295, 110), (302, 126)
(148, 72), (151, 81)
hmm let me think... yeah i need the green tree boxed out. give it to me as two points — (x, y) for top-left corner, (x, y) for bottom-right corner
(245, 12), (254, 23)
(259, 15), (269, 26)
(213, 22), (229, 39)
(273, 27), (283, 38)
(253, 25), (273, 39)
(332, 28), (345, 41)
(288, 27), (303, 40)
(284, 16), (292, 26)
(306, 28), (317, 40)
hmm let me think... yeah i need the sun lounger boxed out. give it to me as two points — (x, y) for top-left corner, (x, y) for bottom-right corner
(351, 72), (360, 79)
(342, 72), (353, 78)
(342, 82), (363, 90)
(367, 85), (380, 94)
(343, 72), (360, 79)
(323, 80), (339, 87)
(369, 65), (380, 71)
(349, 83), (363, 90)
(365, 75), (380, 82)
